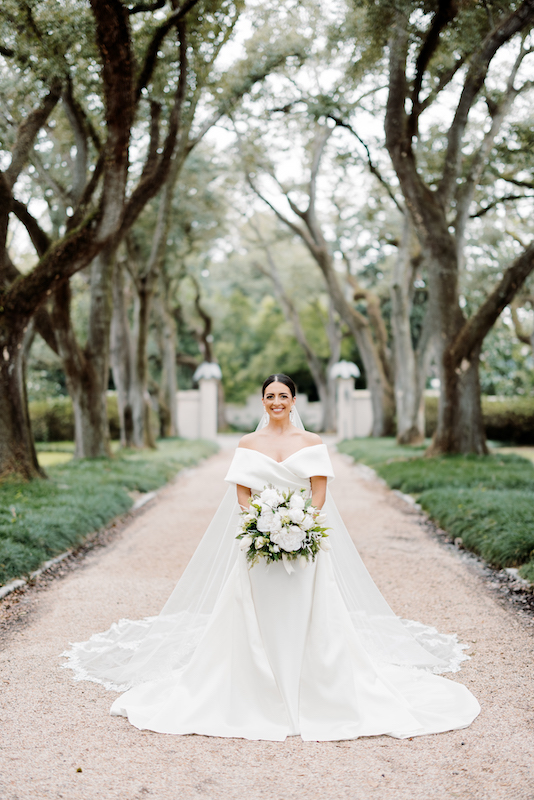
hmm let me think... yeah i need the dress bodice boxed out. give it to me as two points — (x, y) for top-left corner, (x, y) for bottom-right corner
(224, 444), (335, 493)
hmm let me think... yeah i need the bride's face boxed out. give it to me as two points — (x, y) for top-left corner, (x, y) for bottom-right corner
(262, 381), (295, 422)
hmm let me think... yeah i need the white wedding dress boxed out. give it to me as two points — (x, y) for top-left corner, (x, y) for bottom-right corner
(62, 444), (480, 741)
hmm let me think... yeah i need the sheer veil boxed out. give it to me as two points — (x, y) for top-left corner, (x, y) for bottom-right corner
(62, 404), (468, 691)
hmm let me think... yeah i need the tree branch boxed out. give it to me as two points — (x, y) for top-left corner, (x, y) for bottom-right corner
(450, 240), (534, 363)
(128, 0), (166, 13)
(120, 19), (187, 236)
(135, 0), (200, 99)
(510, 297), (533, 345)
(4, 78), (62, 190)
(328, 113), (404, 213)
(10, 199), (51, 257)
(307, 125), (333, 227)
(470, 192), (534, 218)
(62, 78), (89, 203)
(409, 0), (459, 139)
(438, 0), (534, 204)
(419, 54), (467, 113)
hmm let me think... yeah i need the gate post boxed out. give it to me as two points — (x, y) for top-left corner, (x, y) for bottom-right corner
(330, 361), (360, 440)
(193, 362), (222, 440)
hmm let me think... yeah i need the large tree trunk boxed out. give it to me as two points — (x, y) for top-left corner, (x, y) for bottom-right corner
(52, 249), (115, 458)
(384, 8), (534, 454)
(131, 278), (156, 448)
(390, 220), (432, 445)
(0, 322), (44, 479)
(429, 343), (487, 455)
(153, 292), (178, 438)
(110, 260), (134, 446)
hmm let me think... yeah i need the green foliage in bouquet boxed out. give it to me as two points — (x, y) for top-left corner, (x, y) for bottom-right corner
(236, 486), (330, 571)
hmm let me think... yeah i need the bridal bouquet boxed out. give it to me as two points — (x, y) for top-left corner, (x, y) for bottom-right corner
(236, 486), (330, 574)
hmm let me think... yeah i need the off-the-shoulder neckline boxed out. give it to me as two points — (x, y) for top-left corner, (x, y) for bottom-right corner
(235, 443), (326, 464)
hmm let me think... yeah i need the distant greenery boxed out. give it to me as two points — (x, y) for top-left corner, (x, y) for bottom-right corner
(0, 439), (217, 586)
(338, 438), (534, 584)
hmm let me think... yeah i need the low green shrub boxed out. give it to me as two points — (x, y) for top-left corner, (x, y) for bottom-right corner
(0, 439), (217, 585)
(519, 559), (534, 583)
(424, 395), (534, 444)
(378, 453), (533, 493)
(337, 438), (427, 468)
(339, 437), (534, 577)
(418, 487), (534, 568)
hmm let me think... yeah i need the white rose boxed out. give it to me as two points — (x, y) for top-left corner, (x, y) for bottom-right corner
(243, 513), (255, 524)
(255, 536), (267, 549)
(288, 507), (304, 524)
(301, 514), (314, 530)
(316, 512), (327, 525)
(239, 535), (252, 550)
(289, 493), (305, 510)
(271, 525), (306, 552)
(319, 538), (331, 551)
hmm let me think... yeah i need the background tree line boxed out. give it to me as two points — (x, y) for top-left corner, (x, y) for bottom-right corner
(1, 0), (534, 480)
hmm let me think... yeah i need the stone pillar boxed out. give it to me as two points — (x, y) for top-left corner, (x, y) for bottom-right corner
(193, 362), (222, 441)
(330, 361), (360, 440)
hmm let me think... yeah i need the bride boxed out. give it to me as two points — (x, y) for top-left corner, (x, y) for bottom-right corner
(63, 373), (480, 741)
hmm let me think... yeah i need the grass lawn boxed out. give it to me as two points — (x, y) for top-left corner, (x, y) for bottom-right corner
(0, 439), (218, 586)
(338, 438), (534, 584)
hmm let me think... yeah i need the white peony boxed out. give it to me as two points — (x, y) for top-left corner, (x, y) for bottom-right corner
(257, 510), (282, 533)
(289, 493), (305, 510)
(288, 507), (305, 524)
(260, 488), (283, 507)
(271, 524), (306, 552)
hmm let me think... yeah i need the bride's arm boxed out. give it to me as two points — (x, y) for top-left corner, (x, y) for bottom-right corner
(237, 484), (252, 509)
(310, 476), (327, 509)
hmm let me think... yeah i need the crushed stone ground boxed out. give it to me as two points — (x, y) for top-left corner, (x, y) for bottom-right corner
(1, 440), (533, 800)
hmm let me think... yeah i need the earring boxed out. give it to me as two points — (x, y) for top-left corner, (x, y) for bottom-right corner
(289, 408), (295, 424)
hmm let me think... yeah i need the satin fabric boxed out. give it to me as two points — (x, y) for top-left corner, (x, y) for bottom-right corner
(108, 446), (480, 740)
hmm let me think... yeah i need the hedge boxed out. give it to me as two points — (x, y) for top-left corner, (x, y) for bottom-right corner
(425, 395), (534, 444)
(30, 394), (122, 442)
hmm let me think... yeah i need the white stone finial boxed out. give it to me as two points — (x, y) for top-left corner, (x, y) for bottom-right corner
(330, 360), (360, 379)
(193, 362), (222, 382)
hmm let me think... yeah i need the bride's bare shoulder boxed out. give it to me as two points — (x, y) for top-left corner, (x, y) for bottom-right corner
(238, 432), (263, 450)
(298, 431), (323, 447)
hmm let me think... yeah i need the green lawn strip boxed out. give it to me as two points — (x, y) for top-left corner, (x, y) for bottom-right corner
(337, 438), (534, 581)
(0, 439), (218, 586)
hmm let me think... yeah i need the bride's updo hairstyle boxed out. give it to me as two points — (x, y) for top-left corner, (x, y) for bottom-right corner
(262, 374), (296, 397)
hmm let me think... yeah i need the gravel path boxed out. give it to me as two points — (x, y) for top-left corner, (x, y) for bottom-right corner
(1, 442), (533, 800)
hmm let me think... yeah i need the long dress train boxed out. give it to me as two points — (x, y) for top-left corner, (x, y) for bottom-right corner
(62, 444), (480, 740)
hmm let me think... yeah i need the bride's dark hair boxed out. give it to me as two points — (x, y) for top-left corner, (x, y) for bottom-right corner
(262, 373), (296, 397)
